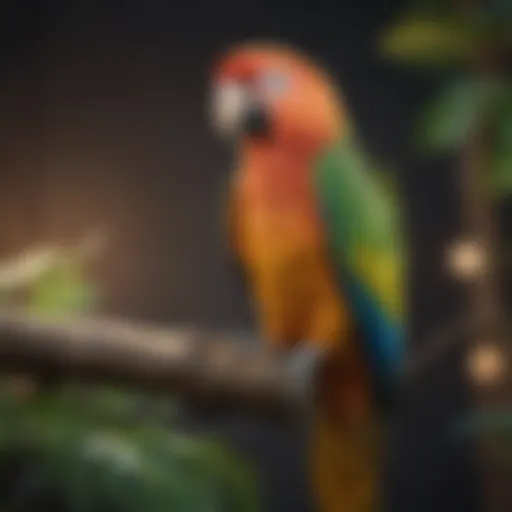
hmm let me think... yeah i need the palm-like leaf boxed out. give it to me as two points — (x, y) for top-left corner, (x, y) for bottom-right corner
(380, 2), (512, 68)
(379, 10), (475, 68)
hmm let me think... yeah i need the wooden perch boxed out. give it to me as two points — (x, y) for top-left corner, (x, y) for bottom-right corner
(0, 309), (321, 421)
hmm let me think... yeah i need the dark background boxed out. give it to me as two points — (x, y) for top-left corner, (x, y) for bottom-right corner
(2, 0), (506, 510)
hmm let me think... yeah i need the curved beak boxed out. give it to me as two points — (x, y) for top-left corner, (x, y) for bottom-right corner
(210, 81), (271, 140)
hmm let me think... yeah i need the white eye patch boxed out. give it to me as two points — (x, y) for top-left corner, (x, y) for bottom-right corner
(210, 81), (251, 137)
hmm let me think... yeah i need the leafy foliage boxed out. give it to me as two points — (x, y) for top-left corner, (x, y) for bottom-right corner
(0, 387), (260, 512)
(0, 243), (97, 315)
(380, 2), (512, 68)
(383, 2), (512, 470)
(416, 78), (504, 153)
(379, 3), (512, 198)
(27, 259), (97, 317)
(0, 240), (261, 512)
(490, 98), (512, 196)
(379, 10), (474, 68)
(416, 78), (512, 197)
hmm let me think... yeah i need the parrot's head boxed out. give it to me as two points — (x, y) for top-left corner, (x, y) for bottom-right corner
(209, 42), (346, 152)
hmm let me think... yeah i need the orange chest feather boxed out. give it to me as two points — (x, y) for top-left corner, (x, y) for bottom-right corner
(235, 154), (325, 265)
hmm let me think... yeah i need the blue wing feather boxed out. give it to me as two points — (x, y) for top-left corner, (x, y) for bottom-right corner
(343, 276), (405, 407)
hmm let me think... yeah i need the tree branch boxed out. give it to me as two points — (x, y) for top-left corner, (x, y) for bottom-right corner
(0, 308), (320, 421)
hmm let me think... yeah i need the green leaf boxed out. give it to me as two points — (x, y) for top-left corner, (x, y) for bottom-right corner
(490, 101), (512, 197)
(379, 12), (475, 67)
(416, 78), (502, 153)
(0, 247), (58, 295)
(0, 387), (261, 512)
(490, 147), (512, 197)
(27, 257), (98, 316)
(0, 242), (100, 315)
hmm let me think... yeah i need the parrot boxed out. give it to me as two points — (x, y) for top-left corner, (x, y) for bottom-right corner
(209, 42), (406, 512)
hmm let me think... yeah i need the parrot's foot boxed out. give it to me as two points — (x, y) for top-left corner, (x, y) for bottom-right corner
(283, 344), (326, 410)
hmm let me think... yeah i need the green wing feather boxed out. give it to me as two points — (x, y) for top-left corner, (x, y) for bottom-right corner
(314, 135), (407, 405)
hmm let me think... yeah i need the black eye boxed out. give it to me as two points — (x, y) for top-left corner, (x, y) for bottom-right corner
(258, 70), (291, 96)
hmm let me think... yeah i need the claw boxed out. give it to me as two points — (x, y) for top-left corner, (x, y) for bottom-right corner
(283, 344), (327, 410)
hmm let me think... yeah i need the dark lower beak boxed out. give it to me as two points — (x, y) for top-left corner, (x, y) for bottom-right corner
(242, 102), (271, 139)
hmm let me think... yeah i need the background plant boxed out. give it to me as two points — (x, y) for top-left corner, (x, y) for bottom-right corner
(380, 0), (512, 475)
(0, 235), (260, 512)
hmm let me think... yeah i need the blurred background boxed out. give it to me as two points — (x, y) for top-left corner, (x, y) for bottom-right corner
(0, 0), (510, 511)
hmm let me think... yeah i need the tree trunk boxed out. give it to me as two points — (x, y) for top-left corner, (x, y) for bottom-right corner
(458, 76), (511, 512)
(453, 3), (512, 507)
